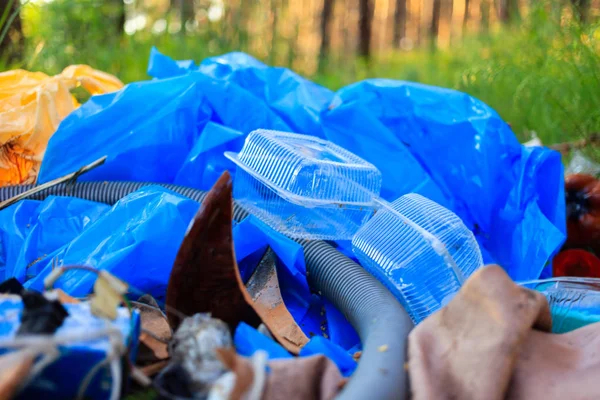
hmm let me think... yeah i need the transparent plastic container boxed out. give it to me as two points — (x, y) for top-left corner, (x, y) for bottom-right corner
(225, 130), (382, 240)
(520, 277), (600, 333)
(352, 194), (483, 324)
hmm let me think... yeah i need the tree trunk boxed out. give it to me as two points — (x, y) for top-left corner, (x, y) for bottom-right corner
(430, 0), (442, 49)
(393, 0), (407, 48)
(571, 0), (590, 23)
(270, 0), (279, 65)
(497, 0), (519, 23)
(358, 0), (374, 60)
(319, 0), (335, 71)
(115, 0), (125, 35)
(0, 0), (23, 64)
(463, 0), (470, 31)
(480, 0), (490, 33)
(179, 0), (194, 32)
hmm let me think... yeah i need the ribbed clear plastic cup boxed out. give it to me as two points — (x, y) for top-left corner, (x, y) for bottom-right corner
(352, 194), (483, 324)
(519, 277), (600, 333)
(225, 130), (382, 240)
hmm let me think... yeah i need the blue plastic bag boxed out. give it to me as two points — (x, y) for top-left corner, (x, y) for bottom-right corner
(299, 336), (357, 377)
(38, 74), (209, 184)
(198, 52), (334, 139)
(233, 322), (292, 360)
(144, 50), (567, 278)
(39, 70), (290, 188)
(24, 187), (200, 298)
(323, 80), (566, 279)
(174, 122), (246, 191)
(0, 197), (108, 281)
(147, 48), (332, 138)
(0, 200), (39, 280)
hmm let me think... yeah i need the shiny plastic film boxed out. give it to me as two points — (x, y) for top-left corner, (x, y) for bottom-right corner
(353, 194), (483, 324)
(227, 129), (381, 240)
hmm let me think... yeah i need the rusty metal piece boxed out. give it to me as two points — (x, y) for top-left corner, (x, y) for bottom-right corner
(165, 171), (260, 331)
(246, 248), (309, 353)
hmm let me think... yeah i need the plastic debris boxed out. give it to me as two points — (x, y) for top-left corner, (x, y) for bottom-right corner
(23, 186), (200, 299)
(90, 271), (128, 320)
(353, 194), (483, 323)
(0, 195), (109, 282)
(523, 132), (542, 147)
(17, 290), (68, 335)
(226, 129), (381, 240)
(169, 314), (233, 397)
(519, 277), (600, 333)
(322, 79), (566, 282)
(299, 336), (357, 377)
(0, 297), (140, 399)
(566, 150), (600, 176)
(0, 67), (122, 186)
(33, 48), (565, 282)
(233, 322), (292, 360)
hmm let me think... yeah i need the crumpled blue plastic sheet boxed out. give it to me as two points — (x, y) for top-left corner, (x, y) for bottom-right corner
(323, 80), (566, 280)
(234, 322), (292, 360)
(24, 187), (200, 298)
(38, 47), (565, 281)
(38, 68), (289, 189)
(300, 336), (357, 377)
(19, 47), (567, 371)
(0, 197), (109, 282)
(0, 200), (39, 279)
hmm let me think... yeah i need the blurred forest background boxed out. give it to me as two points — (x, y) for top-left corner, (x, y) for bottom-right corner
(1, 0), (600, 145)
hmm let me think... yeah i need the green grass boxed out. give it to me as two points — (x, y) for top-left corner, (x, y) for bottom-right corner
(4, 0), (600, 155)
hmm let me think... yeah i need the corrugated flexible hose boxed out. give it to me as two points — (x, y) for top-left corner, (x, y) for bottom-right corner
(0, 182), (413, 400)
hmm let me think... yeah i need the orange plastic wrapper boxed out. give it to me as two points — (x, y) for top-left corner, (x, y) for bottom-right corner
(0, 65), (123, 186)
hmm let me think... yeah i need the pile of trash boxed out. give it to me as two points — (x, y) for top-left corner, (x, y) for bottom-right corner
(0, 48), (598, 399)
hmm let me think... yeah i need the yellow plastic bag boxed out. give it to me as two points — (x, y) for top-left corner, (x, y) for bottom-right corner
(0, 65), (123, 186)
